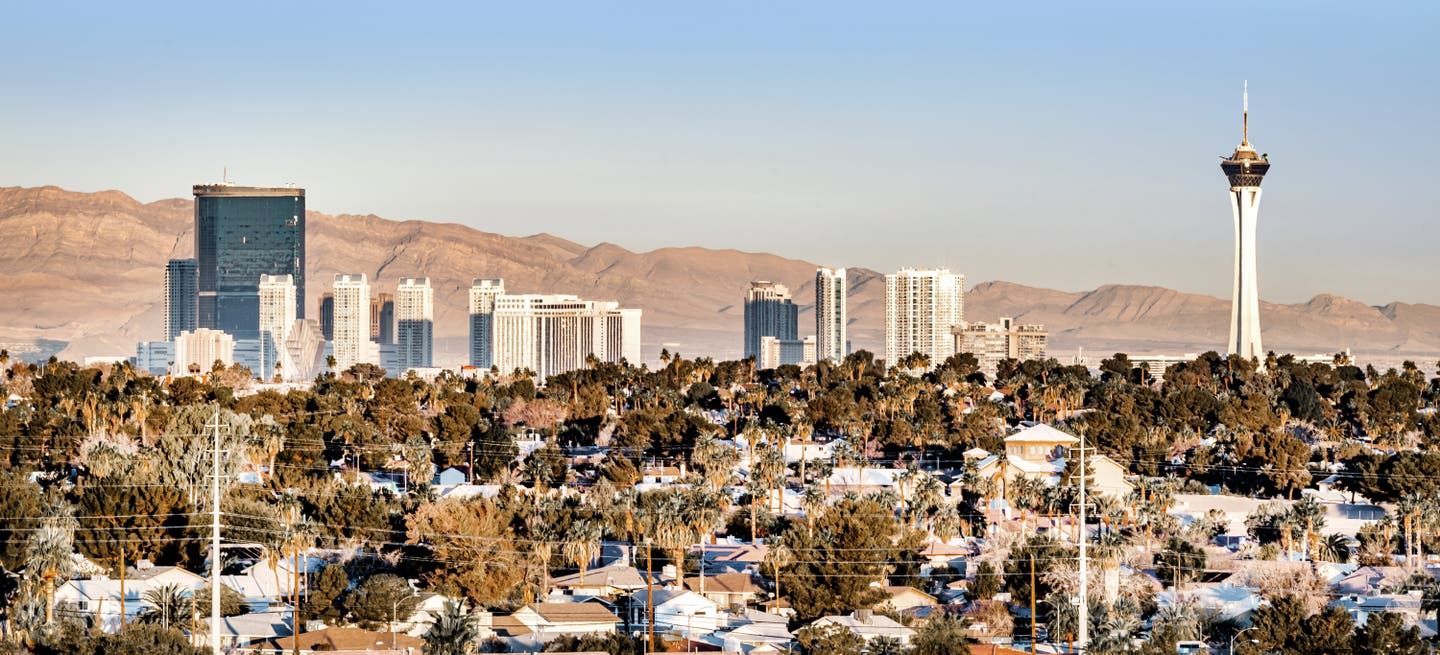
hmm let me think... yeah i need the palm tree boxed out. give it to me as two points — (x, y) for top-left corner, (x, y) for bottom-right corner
(139, 583), (193, 629)
(529, 522), (558, 602)
(424, 598), (478, 655)
(764, 538), (794, 605)
(25, 501), (76, 625)
(1314, 533), (1351, 564)
(563, 520), (603, 586)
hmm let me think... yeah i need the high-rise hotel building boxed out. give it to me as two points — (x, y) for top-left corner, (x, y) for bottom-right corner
(164, 258), (199, 341)
(395, 277), (434, 370)
(743, 281), (798, 361)
(815, 267), (847, 363)
(193, 184), (305, 338)
(478, 289), (641, 380)
(884, 268), (964, 367)
(331, 274), (377, 371)
(257, 274), (296, 379)
(468, 279), (504, 368)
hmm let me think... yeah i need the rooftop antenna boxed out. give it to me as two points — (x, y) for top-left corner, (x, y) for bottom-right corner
(1242, 81), (1249, 146)
(222, 166), (229, 185)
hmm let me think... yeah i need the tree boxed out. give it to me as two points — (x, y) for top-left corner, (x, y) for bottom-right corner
(562, 519), (602, 586)
(1154, 536), (1206, 587)
(911, 614), (972, 655)
(138, 584), (192, 629)
(970, 561), (1000, 599)
(305, 564), (350, 625)
(794, 623), (864, 655)
(424, 598), (479, 655)
(193, 583), (249, 618)
(782, 498), (907, 621)
(25, 501), (77, 624)
(1353, 611), (1425, 655)
(345, 574), (421, 632)
(406, 499), (525, 607)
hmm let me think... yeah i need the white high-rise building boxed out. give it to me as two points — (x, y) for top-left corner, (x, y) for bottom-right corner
(258, 274), (296, 380)
(815, 267), (847, 363)
(952, 317), (1048, 376)
(884, 268), (964, 367)
(395, 277), (434, 370)
(469, 279), (505, 368)
(1222, 82), (1269, 361)
(173, 328), (235, 375)
(332, 274), (377, 372)
(491, 294), (641, 380)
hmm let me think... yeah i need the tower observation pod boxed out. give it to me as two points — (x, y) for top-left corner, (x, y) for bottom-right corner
(1221, 82), (1270, 361)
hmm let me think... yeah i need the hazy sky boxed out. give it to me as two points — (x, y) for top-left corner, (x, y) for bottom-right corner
(2, 2), (1436, 304)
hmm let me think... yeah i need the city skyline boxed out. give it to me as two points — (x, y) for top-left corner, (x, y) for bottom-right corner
(1, 3), (1435, 307)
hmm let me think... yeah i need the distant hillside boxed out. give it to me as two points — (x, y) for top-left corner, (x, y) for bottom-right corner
(1, 185), (1436, 367)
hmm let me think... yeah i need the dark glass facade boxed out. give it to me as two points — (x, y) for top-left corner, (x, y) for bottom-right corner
(193, 185), (305, 339)
(164, 258), (199, 341)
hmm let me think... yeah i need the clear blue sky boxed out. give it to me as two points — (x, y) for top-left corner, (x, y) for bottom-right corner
(3, 1), (1436, 304)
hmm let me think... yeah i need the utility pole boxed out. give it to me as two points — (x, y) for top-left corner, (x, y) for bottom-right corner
(206, 409), (224, 655)
(1030, 552), (1037, 655)
(1077, 428), (1089, 652)
(118, 546), (126, 631)
(293, 543), (302, 655)
(647, 539), (656, 652)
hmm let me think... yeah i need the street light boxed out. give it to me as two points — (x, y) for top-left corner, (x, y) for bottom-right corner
(391, 590), (417, 650)
(1230, 626), (1259, 655)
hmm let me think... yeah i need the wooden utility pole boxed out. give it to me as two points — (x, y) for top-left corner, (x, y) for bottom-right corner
(118, 546), (126, 631)
(293, 543), (302, 655)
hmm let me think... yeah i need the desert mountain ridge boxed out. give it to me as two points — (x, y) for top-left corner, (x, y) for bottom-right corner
(2, 185), (1437, 367)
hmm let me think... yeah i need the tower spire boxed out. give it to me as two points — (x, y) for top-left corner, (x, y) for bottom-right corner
(1242, 81), (1249, 146)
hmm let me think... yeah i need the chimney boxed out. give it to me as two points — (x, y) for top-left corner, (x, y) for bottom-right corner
(854, 609), (873, 624)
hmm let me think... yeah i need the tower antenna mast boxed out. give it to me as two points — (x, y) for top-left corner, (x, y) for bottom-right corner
(1242, 81), (1249, 146)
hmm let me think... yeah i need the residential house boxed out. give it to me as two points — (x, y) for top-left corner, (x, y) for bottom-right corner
(550, 563), (653, 600)
(700, 543), (768, 576)
(650, 588), (721, 637)
(973, 424), (1132, 499)
(220, 555), (323, 606)
(812, 610), (917, 644)
(242, 626), (422, 654)
(875, 585), (938, 613)
(705, 610), (794, 653)
(1332, 593), (1436, 638)
(685, 572), (764, 609)
(642, 465), (686, 485)
(209, 611), (293, 651)
(507, 602), (621, 642)
(782, 439), (833, 464)
(824, 467), (903, 496)
(433, 466), (470, 486)
(54, 565), (206, 632)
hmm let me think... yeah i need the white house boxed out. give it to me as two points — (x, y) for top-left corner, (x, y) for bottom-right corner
(508, 602), (620, 641)
(973, 424), (1132, 499)
(651, 588), (721, 637)
(54, 565), (205, 632)
(812, 610), (917, 644)
(220, 555), (323, 605)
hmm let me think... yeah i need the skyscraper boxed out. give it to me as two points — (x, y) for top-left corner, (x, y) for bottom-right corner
(952, 317), (1048, 377)
(193, 184), (305, 338)
(395, 278), (433, 370)
(318, 293), (334, 341)
(1222, 83), (1269, 360)
(164, 258), (199, 341)
(491, 294), (641, 380)
(815, 267), (847, 363)
(884, 268), (964, 367)
(469, 279), (504, 368)
(371, 293), (395, 345)
(743, 281), (798, 360)
(258, 274), (296, 380)
(331, 274), (375, 371)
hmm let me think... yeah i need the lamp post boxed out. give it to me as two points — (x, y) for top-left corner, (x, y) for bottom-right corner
(1230, 626), (1259, 655)
(390, 590), (417, 650)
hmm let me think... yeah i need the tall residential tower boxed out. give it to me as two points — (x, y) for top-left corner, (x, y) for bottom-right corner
(743, 281), (798, 360)
(395, 278), (434, 370)
(815, 267), (847, 363)
(1221, 83), (1270, 360)
(469, 279), (505, 368)
(331, 274), (375, 371)
(164, 258), (199, 341)
(884, 268), (964, 367)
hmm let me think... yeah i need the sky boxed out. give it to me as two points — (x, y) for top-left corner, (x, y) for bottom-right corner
(2, 1), (1436, 305)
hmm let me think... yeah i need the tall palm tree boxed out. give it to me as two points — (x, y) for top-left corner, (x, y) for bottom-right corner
(1314, 533), (1351, 564)
(25, 502), (76, 625)
(563, 520), (603, 586)
(764, 537), (794, 606)
(424, 598), (478, 655)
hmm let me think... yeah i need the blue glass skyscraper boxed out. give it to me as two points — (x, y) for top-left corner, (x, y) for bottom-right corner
(193, 184), (305, 338)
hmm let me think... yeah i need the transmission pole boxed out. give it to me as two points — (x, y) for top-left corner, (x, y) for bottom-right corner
(207, 409), (224, 655)
(1077, 428), (1089, 651)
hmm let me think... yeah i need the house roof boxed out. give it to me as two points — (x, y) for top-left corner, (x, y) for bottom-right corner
(686, 573), (763, 595)
(1004, 424), (1079, 444)
(550, 563), (651, 589)
(523, 602), (621, 624)
(815, 612), (917, 638)
(651, 588), (717, 608)
(257, 626), (423, 652)
(881, 585), (937, 603)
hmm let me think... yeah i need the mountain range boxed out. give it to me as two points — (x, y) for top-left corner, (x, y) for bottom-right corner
(2, 185), (1437, 368)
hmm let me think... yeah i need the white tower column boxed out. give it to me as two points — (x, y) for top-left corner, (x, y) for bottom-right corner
(1220, 82), (1270, 362)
